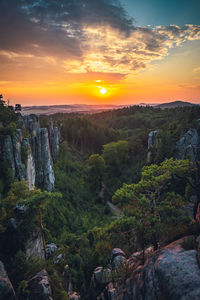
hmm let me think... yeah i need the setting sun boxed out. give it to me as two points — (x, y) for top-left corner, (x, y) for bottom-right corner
(99, 87), (107, 95)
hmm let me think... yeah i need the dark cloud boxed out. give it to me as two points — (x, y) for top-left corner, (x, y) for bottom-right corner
(0, 0), (199, 75)
(0, 0), (134, 58)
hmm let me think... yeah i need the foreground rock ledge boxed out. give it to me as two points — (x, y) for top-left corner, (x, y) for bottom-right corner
(93, 236), (200, 300)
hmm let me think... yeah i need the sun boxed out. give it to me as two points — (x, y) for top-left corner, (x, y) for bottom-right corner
(99, 87), (107, 95)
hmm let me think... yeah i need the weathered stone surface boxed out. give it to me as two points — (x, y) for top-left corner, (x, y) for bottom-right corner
(23, 138), (35, 190)
(0, 261), (16, 300)
(49, 119), (60, 162)
(0, 114), (57, 191)
(46, 243), (57, 259)
(35, 128), (55, 191)
(90, 267), (112, 299)
(2, 135), (15, 175)
(147, 130), (158, 163)
(68, 291), (81, 300)
(176, 128), (200, 162)
(12, 129), (26, 180)
(24, 114), (39, 137)
(148, 130), (158, 149)
(26, 269), (53, 300)
(25, 230), (45, 260)
(93, 237), (200, 300)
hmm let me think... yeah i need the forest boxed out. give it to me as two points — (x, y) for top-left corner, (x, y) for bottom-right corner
(0, 98), (200, 299)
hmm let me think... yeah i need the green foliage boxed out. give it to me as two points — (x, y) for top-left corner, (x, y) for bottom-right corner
(1, 104), (200, 299)
(113, 159), (194, 249)
(86, 154), (105, 194)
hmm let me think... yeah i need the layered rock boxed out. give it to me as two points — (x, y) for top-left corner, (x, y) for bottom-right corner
(176, 128), (200, 162)
(92, 236), (200, 300)
(0, 261), (16, 300)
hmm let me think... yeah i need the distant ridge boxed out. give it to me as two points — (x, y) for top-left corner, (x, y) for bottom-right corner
(155, 100), (197, 109)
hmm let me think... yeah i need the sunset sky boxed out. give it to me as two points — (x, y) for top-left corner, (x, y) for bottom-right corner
(0, 0), (200, 106)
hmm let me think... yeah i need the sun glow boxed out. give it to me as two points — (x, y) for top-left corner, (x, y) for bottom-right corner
(99, 87), (107, 95)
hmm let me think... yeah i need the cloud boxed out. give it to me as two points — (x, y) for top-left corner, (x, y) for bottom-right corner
(0, 0), (200, 77)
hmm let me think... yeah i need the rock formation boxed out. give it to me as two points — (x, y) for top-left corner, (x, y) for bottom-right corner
(176, 128), (200, 162)
(91, 236), (200, 300)
(0, 261), (16, 300)
(147, 130), (158, 164)
(25, 269), (53, 300)
(0, 114), (60, 191)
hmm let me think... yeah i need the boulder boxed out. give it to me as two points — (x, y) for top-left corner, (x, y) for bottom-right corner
(26, 269), (53, 300)
(46, 243), (57, 259)
(0, 261), (16, 300)
(111, 248), (126, 269)
(68, 291), (80, 300)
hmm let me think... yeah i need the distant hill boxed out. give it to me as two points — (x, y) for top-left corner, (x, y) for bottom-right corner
(22, 104), (125, 115)
(155, 100), (197, 109)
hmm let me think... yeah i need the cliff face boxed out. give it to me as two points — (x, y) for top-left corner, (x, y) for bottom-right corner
(1, 114), (60, 191)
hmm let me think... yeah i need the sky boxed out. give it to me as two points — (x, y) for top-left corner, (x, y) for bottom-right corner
(0, 0), (200, 106)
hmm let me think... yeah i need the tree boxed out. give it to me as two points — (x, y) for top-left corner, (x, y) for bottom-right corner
(112, 159), (194, 250)
(86, 154), (105, 194)
(15, 104), (22, 112)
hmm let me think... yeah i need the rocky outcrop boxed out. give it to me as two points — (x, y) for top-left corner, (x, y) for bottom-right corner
(68, 291), (81, 299)
(148, 130), (158, 149)
(92, 236), (200, 300)
(147, 130), (158, 164)
(49, 119), (61, 162)
(24, 139), (35, 190)
(46, 243), (57, 259)
(25, 230), (45, 260)
(176, 128), (200, 162)
(0, 261), (16, 300)
(35, 128), (55, 191)
(25, 269), (53, 300)
(0, 114), (59, 191)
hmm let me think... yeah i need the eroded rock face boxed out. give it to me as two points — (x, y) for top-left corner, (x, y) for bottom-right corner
(93, 237), (200, 300)
(35, 128), (55, 191)
(0, 114), (58, 191)
(0, 261), (16, 300)
(147, 130), (158, 164)
(26, 269), (53, 300)
(49, 119), (61, 162)
(176, 128), (200, 162)
(25, 230), (45, 260)
(148, 130), (158, 150)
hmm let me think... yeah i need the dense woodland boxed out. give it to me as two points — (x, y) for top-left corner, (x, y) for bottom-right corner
(0, 98), (200, 299)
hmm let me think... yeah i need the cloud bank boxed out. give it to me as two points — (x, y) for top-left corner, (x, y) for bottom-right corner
(0, 0), (200, 76)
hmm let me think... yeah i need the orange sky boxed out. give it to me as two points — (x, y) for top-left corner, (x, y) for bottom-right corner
(0, 1), (200, 106)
